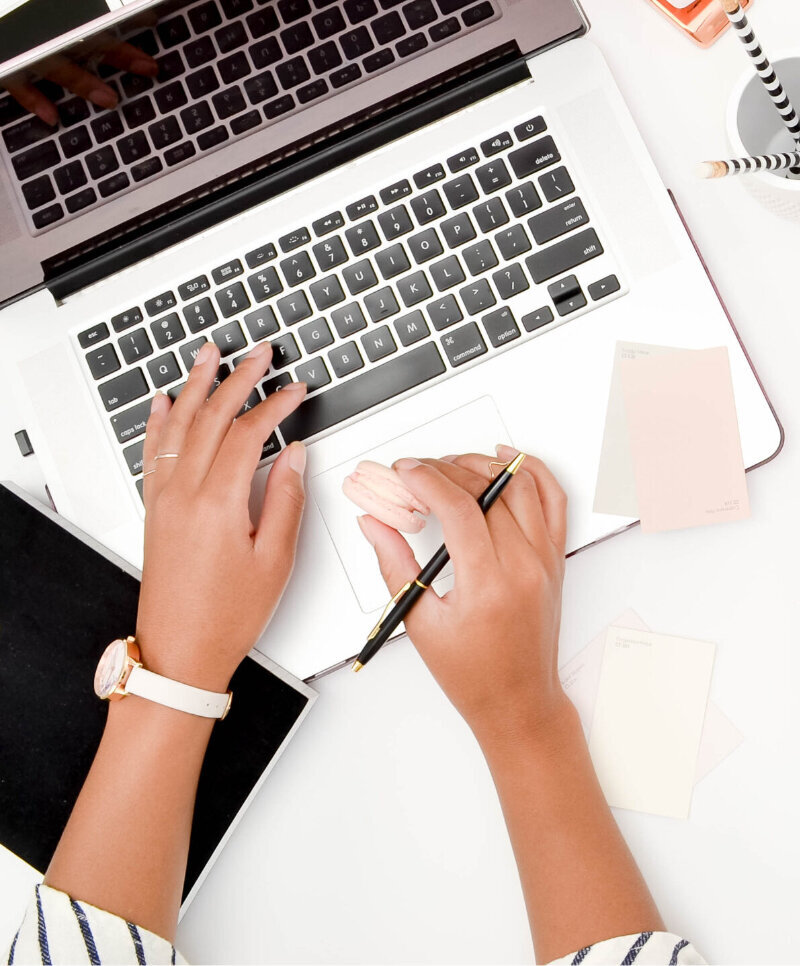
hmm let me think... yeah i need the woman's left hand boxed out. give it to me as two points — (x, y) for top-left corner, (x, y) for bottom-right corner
(135, 341), (308, 692)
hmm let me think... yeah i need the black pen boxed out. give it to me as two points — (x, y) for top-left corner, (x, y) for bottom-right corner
(353, 452), (526, 672)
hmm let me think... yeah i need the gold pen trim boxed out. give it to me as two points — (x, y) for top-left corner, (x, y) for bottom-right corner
(505, 452), (526, 475)
(367, 580), (412, 640)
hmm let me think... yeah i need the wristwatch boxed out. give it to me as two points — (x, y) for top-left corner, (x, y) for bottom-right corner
(94, 636), (232, 719)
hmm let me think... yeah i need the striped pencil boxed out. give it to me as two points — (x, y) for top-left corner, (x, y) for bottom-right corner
(697, 151), (800, 178)
(720, 0), (800, 149)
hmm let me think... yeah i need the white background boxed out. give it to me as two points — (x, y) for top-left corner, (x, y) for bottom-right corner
(1, 0), (799, 962)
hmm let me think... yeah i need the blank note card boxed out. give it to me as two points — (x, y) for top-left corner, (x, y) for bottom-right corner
(589, 627), (716, 819)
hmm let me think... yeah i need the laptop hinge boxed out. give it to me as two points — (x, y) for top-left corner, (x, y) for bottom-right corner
(45, 47), (529, 303)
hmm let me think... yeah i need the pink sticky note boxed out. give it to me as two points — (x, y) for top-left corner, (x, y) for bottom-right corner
(620, 347), (750, 533)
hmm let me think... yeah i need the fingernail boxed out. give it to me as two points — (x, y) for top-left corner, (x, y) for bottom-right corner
(496, 443), (516, 456)
(150, 391), (168, 415)
(440, 454), (457, 462)
(393, 458), (422, 471)
(193, 342), (215, 367)
(282, 380), (307, 392)
(357, 515), (375, 546)
(90, 88), (118, 109)
(287, 441), (306, 476)
(248, 342), (271, 360)
(131, 57), (159, 75)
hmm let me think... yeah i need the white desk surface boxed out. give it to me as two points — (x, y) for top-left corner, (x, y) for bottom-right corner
(2, 1), (799, 962)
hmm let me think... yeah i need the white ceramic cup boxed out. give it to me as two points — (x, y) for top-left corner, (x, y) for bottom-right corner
(726, 54), (800, 220)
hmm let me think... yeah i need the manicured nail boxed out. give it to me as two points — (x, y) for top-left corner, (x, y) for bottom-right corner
(193, 342), (215, 367)
(90, 88), (118, 109)
(393, 458), (422, 471)
(150, 391), (168, 415)
(287, 441), (306, 476)
(357, 515), (375, 546)
(248, 342), (271, 360)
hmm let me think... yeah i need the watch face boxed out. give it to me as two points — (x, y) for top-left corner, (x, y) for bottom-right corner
(94, 639), (128, 699)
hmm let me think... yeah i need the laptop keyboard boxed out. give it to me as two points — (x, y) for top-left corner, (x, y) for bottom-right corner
(73, 108), (624, 505)
(0, 0), (499, 235)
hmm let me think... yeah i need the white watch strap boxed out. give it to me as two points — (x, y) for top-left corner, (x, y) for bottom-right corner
(125, 665), (231, 718)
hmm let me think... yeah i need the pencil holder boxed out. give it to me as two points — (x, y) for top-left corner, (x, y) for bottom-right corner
(727, 53), (800, 220)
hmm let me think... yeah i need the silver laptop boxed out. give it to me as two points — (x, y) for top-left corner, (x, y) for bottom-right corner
(0, 0), (782, 680)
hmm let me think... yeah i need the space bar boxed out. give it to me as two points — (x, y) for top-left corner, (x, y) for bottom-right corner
(280, 343), (446, 444)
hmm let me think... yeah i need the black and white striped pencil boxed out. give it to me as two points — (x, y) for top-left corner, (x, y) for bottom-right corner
(720, 0), (800, 149)
(697, 151), (800, 178)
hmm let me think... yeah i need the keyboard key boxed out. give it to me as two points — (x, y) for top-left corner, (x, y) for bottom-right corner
(313, 7), (346, 37)
(245, 71), (278, 104)
(475, 159), (511, 193)
(482, 306), (519, 347)
(508, 135), (560, 179)
(122, 96), (155, 129)
(123, 439), (145, 476)
(375, 243), (410, 279)
(429, 254), (465, 291)
(0, 95), (26, 127)
(515, 116), (546, 141)
(346, 195), (379, 221)
(12, 142), (60, 181)
(411, 190), (445, 225)
(247, 6), (279, 36)
(212, 87), (247, 119)
(295, 357), (331, 392)
(238, 389), (261, 416)
(111, 307), (143, 333)
(379, 180), (411, 205)
(330, 63), (362, 88)
(276, 56), (310, 89)
(429, 15), (460, 40)
(312, 236), (348, 271)
(413, 163), (445, 189)
(181, 102), (214, 134)
(462, 239), (498, 275)
(554, 291), (587, 317)
(282, 22), (314, 54)
(212, 259), (244, 284)
(526, 228), (603, 284)
(345, 221), (381, 256)
(459, 278), (495, 314)
(281, 341), (445, 442)
(472, 197), (509, 232)
(505, 181), (541, 217)
(117, 132), (150, 165)
(155, 50), (185, 81)
(396, 32), (427, 56)
(246, 243), (277, 269)
(158, 15), (190, 48)
(110, 397), (153, 444)
(426, 293), (462, 330)
(244, 306), (280, 340)
(329, 340), (364, 378)
(145, 292), (177, 317)
(97, 171), (130, 198)
(78, 323), (109, 349)
(215, 22), (248, 53)
(178, 275), (210, 300)
(164, 141), (197, 166)
(213, 321), (247, 356)
(361, 325), (397, 363)
(495, 224), (531, 260)
(119, 328), (153, 364)
(364, 48), (395, 73)
(492, 263), (529, 300)
(340, 26), (374, 59)
(363, 287), (400, 322)
(86, 146), (119, 179)
(215, 282), (251, 317)
(185, 38), (215, 69)
(250, 37), (282, 69)
(277, 290), (312, 325)
(403, 0), (436, 29)
(539, 165), (574, 202)
(279, 0), (311, 21)
(58, 127), (91, 160)
(280, 227), (311, 252)
(271, 333), (302, 368)
(588, 274), (621, 300)
(378, 204), (413, 240)
(331, 302), (367, 337)
(264, 93), (296, 118)
(440, 321), (486, 367)
(32, 204), (64, 229)
(183, 297), (219, 332)
(397, 270), (432, 307)
(222, 0), (255, 17)
(447, 147), (479, 173)
(462, 0), (493, 25)
(298, 75), (329, 103)
(480, 131), (512, 156)
(58, 98), (90, 127)
(342, 258), (378, 295)
(3, 116), (53, 154)
(528, 197), (589, 245)
(91, 113), (124, 144)
(373, 11), (406, 42)
(219, 52), (251, 85)
(345, 0), (377, 22)
(86, 343), (121, 379)
(547, 275), (581, 303)
(521, 306), (554, 331)
(247, 266), (283, 300)
(394, 310), (429, 346)
(147, 352), (182, 388)
(150, 313), (185, 349)
(408, 227), (443, 264)
(262, 373), (292, 396)
(99, 367), (148, 411)
(313, 212), (344, 237)
(231, 110), (262, 134)
(298, 317), (334, 353)
(189, 2), (222, 33)
(441, 212), (476, 248)
(180, 337), (209, 370)
(443, 175), (479, 210)
(22, 175), (55, 211)
(308, 41), (343, 75)
(309, 275), (346, 310)
(280, 251), (316, 285)
(437, 0), (474, 13)
(129, 29), (158, 56)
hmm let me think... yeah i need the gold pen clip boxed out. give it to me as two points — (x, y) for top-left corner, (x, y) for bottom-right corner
(488, 452), (526, 478)
(367, 580), (412, 640)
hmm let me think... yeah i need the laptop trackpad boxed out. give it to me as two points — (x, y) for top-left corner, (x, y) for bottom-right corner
(310, 396), (512, 614)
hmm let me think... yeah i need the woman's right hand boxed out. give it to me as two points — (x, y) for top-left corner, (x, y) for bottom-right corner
(357, 446), (571, 748)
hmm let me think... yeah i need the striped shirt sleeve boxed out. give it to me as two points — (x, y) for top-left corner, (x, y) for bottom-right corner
(5, 884), (185, 965)
(546, 930), (707, 965)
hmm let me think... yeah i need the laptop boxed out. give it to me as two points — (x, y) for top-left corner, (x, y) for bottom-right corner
(0, 0), (782, 680)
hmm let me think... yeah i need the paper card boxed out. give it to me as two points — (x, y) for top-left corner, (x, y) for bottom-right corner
(593, 342), (679, 518)
(588, 626), (716, 819)
(620, 346), (750, 533)
(559, 611), (743, 787)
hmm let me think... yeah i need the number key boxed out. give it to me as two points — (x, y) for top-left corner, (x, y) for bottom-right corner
(214, 282), (251, 318)
(119, 328), (154, 364)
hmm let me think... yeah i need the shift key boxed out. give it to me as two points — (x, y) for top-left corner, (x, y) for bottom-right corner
(526, 228), (603, 284)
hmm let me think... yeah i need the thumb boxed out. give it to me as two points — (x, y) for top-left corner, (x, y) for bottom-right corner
(256, 441), (306, 566)
(358, 515), (441, 634)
